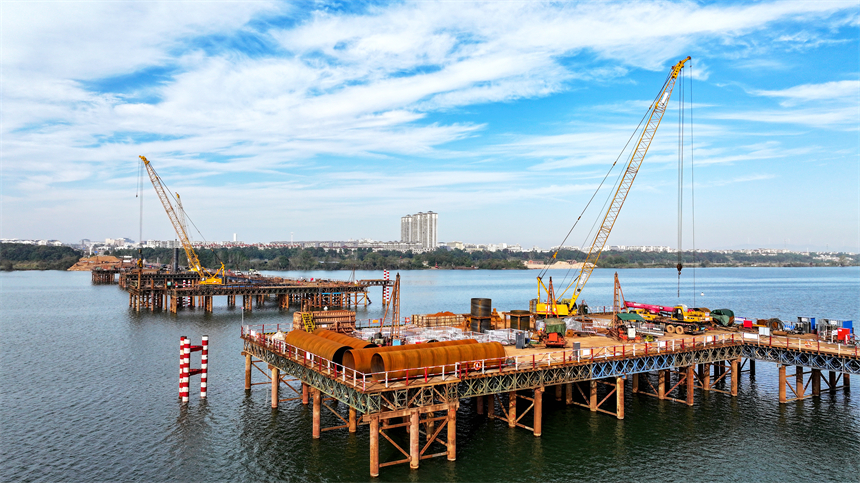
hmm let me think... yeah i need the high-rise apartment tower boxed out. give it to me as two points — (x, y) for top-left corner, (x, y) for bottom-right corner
(400, 212), (437, 250)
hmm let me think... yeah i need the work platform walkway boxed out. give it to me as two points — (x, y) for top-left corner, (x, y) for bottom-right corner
(239, 326), (856, 476)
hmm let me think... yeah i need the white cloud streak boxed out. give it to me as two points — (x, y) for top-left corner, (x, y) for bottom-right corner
(752, 80), (860, 103)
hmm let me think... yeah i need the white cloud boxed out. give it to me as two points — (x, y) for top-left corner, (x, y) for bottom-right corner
(752, 80), (860, 105)
(2, 0), (858, 246)
(1, 1), (282, 79)
(707, 173), (778, 187)
(708, 105), (859, 128)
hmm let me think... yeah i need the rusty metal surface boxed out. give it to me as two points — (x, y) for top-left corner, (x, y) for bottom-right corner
(344, 340), (478, 373)
(370, 342), (505, 381)
(284, 330), (350, 364)
(313, 329), (377, 350)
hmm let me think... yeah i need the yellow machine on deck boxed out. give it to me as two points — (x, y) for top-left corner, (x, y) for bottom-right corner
(536, 56), (691, 318)
(672, 305), (710, 323)
(139, 155), (225, 285)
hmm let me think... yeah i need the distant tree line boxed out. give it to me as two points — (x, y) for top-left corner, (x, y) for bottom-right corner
(0, 243), (83, 271)
(589, 250), (858, 268)
(114, 246), (528, 271)
(3, 241), (854, 272)
(107, 245), (859, 271)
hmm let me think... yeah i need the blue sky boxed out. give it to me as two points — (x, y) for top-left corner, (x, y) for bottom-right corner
(1, 0), (858, 252)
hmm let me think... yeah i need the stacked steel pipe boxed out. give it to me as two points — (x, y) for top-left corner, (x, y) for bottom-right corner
(370, 341), (506, 381)
(313, 329), (377, 350)
(284, 330), (352, 365)
(343, 339), (478, 374)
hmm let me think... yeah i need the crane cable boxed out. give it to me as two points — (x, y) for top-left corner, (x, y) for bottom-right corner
(676, 63), (697, 302)
(677, 65), (685, 296)
(690, 63), (697, 306)
(137, 159), (144, 267)
(538, 69), (673, 283)
(162, 182), (225, 270)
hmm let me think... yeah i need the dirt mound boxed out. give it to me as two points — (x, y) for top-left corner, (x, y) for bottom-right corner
(426, 311), (457, 317)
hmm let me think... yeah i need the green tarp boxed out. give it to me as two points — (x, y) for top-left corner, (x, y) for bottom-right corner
(616, 312), (646, 322)
(543, 318), (566, 334)
(711, 308), (735, 327)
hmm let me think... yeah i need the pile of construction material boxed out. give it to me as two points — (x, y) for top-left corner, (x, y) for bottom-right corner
(411, 312), (465, 328)
(292, 310), (356, 332)
(353, 325), (527, 346)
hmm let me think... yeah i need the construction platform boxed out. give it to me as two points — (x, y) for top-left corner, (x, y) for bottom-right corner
(240, 324), (857, 477)
(112, 269), (392, 313)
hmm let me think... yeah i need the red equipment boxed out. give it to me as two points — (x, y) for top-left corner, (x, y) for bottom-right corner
(545, 332), (566, 348)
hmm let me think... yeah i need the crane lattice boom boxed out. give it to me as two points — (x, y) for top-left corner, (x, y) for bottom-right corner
(541, 56), (690, 315)
(139, 155), (224, 285)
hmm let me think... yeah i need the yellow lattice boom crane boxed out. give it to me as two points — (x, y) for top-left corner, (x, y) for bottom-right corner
(139, 155), (225, 285)
(537, 56), (691, 317)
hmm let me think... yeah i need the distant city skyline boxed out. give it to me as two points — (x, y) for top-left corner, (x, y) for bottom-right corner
(1, 2), (857, 252)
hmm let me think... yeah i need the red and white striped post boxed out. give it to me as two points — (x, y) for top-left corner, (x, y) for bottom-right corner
(180, 336), (190, 402)
(179, 335), (208, 403)
(200, 335), (208, 399)
(383, 269), (390, 303)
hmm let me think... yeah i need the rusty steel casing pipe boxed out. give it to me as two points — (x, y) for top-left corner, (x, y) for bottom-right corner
(284, 330), (351, 365)
(370, 342), (505, 381)
(313, 329), (377, 350)
(343, 339), (478, 374)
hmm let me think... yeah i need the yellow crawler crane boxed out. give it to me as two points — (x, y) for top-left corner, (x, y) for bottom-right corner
(139, 155), (225, 285)
(537, 56), (691, 317)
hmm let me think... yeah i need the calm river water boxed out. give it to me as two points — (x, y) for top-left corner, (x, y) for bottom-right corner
(1, 267), (858, 482)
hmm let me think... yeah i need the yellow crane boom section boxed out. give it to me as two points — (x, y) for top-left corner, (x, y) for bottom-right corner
(544, 56), (690, 314)
(139, 155), (224, 285)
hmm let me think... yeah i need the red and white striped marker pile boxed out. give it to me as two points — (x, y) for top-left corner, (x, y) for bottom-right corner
(179, 335), (209, 403)
(383, 269), (390, 302)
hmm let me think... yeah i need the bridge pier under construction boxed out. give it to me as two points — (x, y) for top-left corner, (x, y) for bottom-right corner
(113, 270), (391, 314)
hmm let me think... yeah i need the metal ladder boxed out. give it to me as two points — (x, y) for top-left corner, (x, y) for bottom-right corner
(302, 312), (315, 332)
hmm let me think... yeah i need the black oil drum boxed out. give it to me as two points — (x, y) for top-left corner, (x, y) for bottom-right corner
(471, 298), (491, 317)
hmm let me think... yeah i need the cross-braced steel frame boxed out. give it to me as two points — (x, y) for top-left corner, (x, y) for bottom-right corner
(742, 345), (860, 375)
(246, 337), (859, 415)
(244, 340), (459, 413)
(244, 339), (743, 413)
(457, 345), (742, 398)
